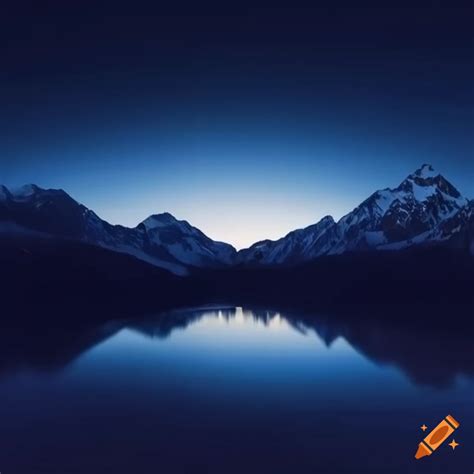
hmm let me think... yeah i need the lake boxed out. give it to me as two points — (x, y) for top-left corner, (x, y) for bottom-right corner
(0, 306), (472, 473)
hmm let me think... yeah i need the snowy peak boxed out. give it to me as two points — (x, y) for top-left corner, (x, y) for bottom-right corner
(140, 213), (202, 240)
(140, 210), (236, 267)
(329, 165), (469, 254)
(316, 215), (335, 226)
(141, 212), (180, 230)
(0, 184), (236, 274)
(359, 164), (464, 217)
(6, 184), (71, 204)
(362, 164), (466, 219)
(398, 164), (464, 203)
(237, 164), (472, 265)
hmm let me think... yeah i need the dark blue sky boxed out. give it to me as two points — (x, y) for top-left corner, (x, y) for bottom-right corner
(2, 1), (473, 248)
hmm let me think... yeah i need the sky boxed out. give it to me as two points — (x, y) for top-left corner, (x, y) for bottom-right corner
(1, 1), (473, 249)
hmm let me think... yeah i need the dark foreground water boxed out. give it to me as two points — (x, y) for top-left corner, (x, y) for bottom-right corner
(0, 307), (472, 474)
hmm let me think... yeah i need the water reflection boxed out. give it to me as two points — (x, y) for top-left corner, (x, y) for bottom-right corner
(1, 306), (472, 474)
(1, 306), (472, 388)
(0, 322), (122, 375)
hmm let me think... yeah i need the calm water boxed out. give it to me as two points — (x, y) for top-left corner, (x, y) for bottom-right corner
(0, 307), (472, 474)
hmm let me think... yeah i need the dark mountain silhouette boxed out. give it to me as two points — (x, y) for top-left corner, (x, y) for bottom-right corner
(0, 233), (203, 317)
(0, 165), (473, 320)
(1, 165), (472, 276)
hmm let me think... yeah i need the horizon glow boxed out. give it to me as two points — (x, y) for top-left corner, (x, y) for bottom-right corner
(3, 158), (472, 249)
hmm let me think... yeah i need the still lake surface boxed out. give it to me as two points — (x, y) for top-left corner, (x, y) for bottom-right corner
(0, 306), (472, 473)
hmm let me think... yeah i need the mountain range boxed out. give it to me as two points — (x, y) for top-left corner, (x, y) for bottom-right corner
(0, 184), (235, 275)
(1, 164), (472, 275)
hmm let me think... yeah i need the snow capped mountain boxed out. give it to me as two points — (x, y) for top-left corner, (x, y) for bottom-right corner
(0, 185), (236, 275)
(237, 164), (472, 265)
(329, 164), (468, 253)
(1, 165), (471, 274)
(139, 213), (236, 267)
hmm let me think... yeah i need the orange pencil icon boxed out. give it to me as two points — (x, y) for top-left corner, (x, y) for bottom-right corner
(415, 415), (460, 459)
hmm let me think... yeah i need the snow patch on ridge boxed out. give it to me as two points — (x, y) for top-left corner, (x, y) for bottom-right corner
(141, 213), (177, 230)
(100, 242), (188, 276)
(10, 184), (39, 199)
(374, 190), (396, 214)
(411, 182), (436, 202)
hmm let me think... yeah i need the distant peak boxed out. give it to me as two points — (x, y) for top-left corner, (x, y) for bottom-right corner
(141, 212), (178, 230)
(8, 184), (71, 200)
(395, 164), (464, 201)
(312, 215), (335, 229)
(320, 215), (335, 224)
(398, 164), (440, 189)
(152, 212), (175, 220)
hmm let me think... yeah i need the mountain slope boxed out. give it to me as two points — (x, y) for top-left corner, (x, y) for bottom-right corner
(433, 199), (474, 253)
(237, 216), (337, 264)
(0, 185), (236, 274)
(0, 232), (200, 316)
(237, 164), (472, 265)
(141, 213), (235, 267)
(332, 164), (468, 253)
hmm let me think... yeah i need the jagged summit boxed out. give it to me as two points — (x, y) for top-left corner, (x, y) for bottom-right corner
(329, 164), (469, 253)
(397, 164), (464, 202)
(413, 163), (437, 179)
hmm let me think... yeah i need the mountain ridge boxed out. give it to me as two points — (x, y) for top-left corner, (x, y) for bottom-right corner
(1, 164), (472, 273)
(237, 164), (473, 265)
(0, 186), (235, 275)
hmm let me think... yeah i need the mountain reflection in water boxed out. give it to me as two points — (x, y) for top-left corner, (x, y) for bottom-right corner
(0, 306), (472, 474)
(1, 306), (472, 388)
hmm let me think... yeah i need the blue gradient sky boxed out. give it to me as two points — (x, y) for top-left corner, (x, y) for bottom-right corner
(2, 2), (473, 248)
